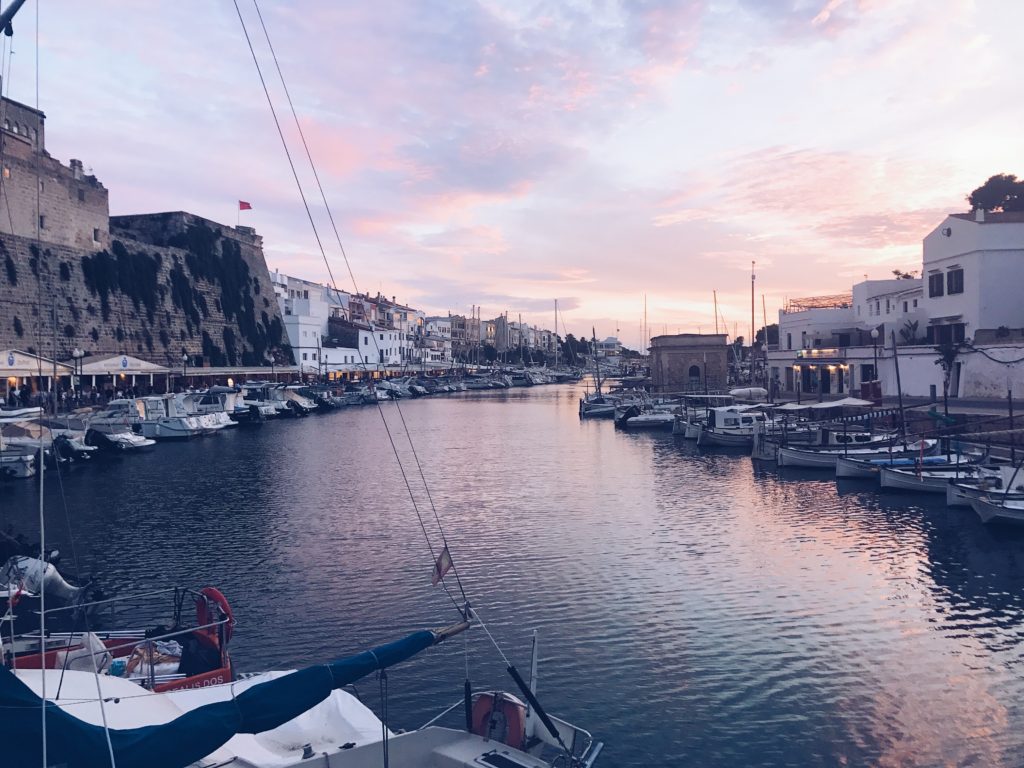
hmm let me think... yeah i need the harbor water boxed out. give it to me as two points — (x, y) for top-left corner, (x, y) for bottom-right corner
(6, 384), (1024, 766)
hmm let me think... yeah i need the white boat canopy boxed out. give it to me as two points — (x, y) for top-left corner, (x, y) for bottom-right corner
(772, 402), (811, 412)
(808, 397), (875, 409)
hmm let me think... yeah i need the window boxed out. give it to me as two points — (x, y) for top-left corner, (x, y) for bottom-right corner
(928, 272), (944, 297)
(38, 214), (45, 229)
(363, 337), (367, 345)
(302, 352), (308, 360)
(947, 268), (964, 295)
(379, 333), (384, 340)
(303, 290), (309, 299)
(913, 299), (918, 308)
(885, 299), (890, 314)
(903, 301), (908, 313)
(77, 189), (85, 202)
(875, 301), (880, 314)
(11, 123), (18, 134)
(93, 228), (100, 241)
(857, 305), (861, 316)
(3, 119), (9, 131)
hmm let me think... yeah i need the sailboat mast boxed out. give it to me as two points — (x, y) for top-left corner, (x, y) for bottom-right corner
(713, 290), (719, 335)
(592, 326), (602, 394)
(554, 299), (559, 368)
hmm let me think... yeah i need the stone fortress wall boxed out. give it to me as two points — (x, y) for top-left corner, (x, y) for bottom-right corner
(0, 96), (289, 367)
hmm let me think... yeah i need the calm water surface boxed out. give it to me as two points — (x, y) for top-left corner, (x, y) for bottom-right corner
(6, 384), (1024, 766)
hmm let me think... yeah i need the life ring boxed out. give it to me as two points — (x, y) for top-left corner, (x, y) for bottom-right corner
(195, 587), (234, 644)
(471, 692), (527, 750)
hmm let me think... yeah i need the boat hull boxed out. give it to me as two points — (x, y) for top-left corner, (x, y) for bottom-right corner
(970, 497), (1024, 525)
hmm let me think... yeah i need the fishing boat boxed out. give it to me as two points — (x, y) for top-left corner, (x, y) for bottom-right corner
(969, 496), (1024, 526)
(878, 459), (988, 493)
(777, 439), (937, 469)
(836, 453), (961, 480)
(947, 465), (1024, 507)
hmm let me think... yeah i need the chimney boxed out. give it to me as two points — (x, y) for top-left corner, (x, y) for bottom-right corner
(69, 159), (83, 180)
(975, 208), (985, 223)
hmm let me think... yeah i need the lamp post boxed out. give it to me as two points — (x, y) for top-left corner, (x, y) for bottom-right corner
(71, 347), (84, 408)
(181, 353), (188, 391)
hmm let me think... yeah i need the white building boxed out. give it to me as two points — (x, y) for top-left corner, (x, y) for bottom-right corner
(595, 336), (622, 357)
(768, 209), (1024, 400)
(424, 316), (452, 363)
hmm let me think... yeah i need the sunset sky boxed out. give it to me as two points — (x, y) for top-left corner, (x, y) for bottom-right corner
(17, 0), (1024, 347)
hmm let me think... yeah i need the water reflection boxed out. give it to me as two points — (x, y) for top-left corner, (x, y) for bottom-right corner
(2, 386), (1024, 765)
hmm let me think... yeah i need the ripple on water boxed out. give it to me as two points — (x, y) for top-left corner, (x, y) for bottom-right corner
(4, 386), (1024, 766)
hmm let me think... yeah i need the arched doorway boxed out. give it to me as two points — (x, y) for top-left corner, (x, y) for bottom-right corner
(688, 364), (701, 389)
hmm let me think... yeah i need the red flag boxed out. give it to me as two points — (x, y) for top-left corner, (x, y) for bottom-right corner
(431, 546), (453, 586)
(238, 200), (252, 211)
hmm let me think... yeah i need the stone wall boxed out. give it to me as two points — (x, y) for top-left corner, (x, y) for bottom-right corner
(0, 96), (109, 250)
(0, 211), (289, 367)
(651, 333), (729, 393)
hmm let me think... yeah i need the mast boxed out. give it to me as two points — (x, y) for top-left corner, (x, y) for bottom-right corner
(750, 261), (756, 385)
(713, 290), (719, 335)
(592, 326), (602, 394)
(554, 299), (559, 368)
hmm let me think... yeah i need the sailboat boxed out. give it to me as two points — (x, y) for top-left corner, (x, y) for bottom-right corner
(1, 2), (602, 766)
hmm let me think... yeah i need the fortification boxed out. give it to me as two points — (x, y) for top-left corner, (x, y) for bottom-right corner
(0, 96), (289, 367)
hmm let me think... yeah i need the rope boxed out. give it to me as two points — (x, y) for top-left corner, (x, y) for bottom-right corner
(235, 0), (542, 702)
(237, 0), (469, 609)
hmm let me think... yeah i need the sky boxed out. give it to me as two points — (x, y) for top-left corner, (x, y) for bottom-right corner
(12, 0), (1024, 348)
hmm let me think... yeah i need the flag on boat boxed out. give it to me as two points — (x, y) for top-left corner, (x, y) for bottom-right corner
(432, 546), (453, 586)
(238, 200), (252, 211)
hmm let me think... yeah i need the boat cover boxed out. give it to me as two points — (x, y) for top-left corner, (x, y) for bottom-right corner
(0, 629), (434, 768)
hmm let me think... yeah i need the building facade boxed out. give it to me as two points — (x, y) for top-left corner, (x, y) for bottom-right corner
(650, 334), (728, 393)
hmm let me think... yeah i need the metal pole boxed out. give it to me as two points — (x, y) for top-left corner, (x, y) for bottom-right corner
(1010, 387), (1016, 464)
(891, 331), (906, 443)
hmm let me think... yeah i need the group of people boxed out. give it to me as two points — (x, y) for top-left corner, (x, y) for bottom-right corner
(3, 385), (158, 411)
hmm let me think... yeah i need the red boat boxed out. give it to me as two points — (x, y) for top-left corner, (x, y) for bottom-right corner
(5, 586), (234, 692)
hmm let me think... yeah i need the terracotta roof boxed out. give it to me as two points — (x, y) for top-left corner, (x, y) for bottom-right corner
(950, 211), (1024, 224)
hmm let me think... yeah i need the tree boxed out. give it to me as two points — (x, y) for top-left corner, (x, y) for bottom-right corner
(755, 324), (779, 346)
(892, 269), (917, 279)
(482, 343), (498, 363)
(934, 340), (964, 417)
(899, 319), (920, 345)
(967, 174), (1024, 212)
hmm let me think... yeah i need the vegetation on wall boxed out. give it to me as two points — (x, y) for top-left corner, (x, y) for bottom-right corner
(4, 252), (17, 285)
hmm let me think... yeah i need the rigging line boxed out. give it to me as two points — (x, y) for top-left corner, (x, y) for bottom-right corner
(249, 1), (469, 603)
(30, 1), (48, 761)
(230, 0), (334, 291)
(237, 3), (466, 610)
(0, 39), (18, 237)
(250, 0), (351, 297)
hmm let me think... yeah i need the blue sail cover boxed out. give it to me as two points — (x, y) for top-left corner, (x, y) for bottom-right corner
(1, 629), (434, 768)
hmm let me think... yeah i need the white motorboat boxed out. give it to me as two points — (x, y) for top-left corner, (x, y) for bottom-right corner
(696, 405), (767, 448)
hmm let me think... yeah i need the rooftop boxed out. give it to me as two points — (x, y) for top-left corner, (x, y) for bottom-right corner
(950, 211), (1024, 224)
(784, 294), (853, 313)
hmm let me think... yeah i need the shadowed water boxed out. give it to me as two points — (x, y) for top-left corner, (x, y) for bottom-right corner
(5, 384), (1024, 766)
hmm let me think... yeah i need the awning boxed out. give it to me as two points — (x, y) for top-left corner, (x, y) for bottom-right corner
(0, 349), (73, 378)
(773, 402), (810, 411)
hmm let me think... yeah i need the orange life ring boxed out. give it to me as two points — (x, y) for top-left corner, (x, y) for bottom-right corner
(471, 692), (527, 750)
(195, 587), (234, 644)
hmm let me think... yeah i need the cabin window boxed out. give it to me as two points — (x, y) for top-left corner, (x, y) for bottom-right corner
(741, 417), (753, 425)
(947, 268), (964, 295)
(928, 273), (944, 297)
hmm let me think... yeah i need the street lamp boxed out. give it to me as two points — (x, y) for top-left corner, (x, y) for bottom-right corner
(71, 347), (84, 408)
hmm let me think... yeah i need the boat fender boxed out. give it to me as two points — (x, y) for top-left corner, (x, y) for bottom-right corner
(471, 691), (527, 750)
(195, 586), (235, 645)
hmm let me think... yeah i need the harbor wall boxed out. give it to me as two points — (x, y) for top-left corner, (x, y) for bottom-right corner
(0, 211), (290, 368)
